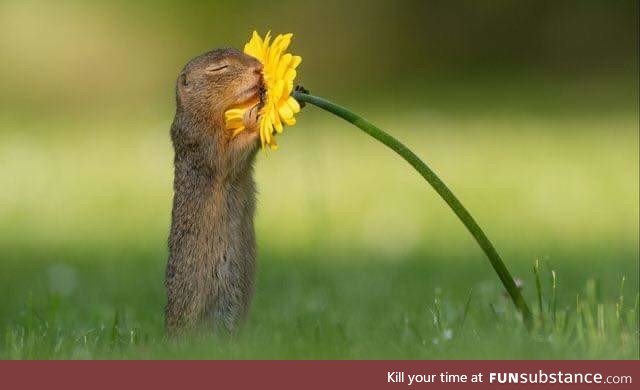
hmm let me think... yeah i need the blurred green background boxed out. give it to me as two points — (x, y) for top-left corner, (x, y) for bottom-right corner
(0, 0), (638, 359)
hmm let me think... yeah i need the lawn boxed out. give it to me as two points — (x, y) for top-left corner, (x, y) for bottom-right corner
(0, 87), (638, 359)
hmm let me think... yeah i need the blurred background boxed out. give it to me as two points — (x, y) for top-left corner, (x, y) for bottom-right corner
(0, 0), (637, 358)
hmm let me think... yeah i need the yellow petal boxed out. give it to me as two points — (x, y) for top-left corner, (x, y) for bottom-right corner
(282, 116), (296, 126)
(233, 31), (301, 150)
(231, 126), (246, 137)
(290, 55), (302, 69)
(284, 68), (296, 83)
(272, 79), (285, 101)
(244, 31), (263, 59)
(286, 96), (301, 113)
(226, 118), (244, 130)
(278, 103), (293, 120)
(275, 53), (292, 80)
(259, 119), (267, 147)
(225, 107), (244, 117)
(271, 106), (283, 133)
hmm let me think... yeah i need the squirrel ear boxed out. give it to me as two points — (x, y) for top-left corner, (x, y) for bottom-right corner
(179, 73), (189, 87)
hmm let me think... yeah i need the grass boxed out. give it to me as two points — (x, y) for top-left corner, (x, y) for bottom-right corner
(0, 92), (638, 359)
(1, 246), (637, 359)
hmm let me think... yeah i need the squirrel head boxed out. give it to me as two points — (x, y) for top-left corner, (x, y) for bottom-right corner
(172, 48), (263, 179)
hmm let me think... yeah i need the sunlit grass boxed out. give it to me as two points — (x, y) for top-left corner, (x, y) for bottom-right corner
(1, 248), (637, 359)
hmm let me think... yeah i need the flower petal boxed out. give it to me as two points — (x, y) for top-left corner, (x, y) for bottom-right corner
(286, 96), (301, 113)
(278, 103), (293, 121)
(229, 31), (301, 149)
(290, 55), (302, 69)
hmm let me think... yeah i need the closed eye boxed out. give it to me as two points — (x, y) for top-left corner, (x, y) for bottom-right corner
(206, 64), (229, 72)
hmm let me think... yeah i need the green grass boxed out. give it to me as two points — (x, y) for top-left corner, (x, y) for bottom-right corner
(1, 246), (637, 359)
(0, 101), (638, 359)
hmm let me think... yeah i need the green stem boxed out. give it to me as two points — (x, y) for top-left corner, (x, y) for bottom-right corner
(293, 91), (533, 331)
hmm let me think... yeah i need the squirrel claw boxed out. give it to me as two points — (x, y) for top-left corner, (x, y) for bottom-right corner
(243, 104), (260, 130)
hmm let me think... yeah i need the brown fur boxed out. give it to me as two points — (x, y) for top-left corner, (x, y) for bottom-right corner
(165, 48), (263, 334)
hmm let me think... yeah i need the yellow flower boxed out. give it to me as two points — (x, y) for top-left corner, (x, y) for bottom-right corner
(225, 31), (302, 149)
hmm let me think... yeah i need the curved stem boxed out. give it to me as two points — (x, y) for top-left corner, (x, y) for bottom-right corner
(293, 91), (533, 331)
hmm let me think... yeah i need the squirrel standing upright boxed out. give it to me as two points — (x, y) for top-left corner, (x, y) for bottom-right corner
(165, 48), (264, 334)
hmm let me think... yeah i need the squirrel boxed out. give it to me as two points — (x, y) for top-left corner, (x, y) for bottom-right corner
(165, 48), (264, 334)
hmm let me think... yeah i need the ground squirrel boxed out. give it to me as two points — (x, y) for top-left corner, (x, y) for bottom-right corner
(165, 48), (264, 334)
